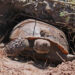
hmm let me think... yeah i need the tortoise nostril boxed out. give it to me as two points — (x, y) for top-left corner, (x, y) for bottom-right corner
(43, 42), (50, 47)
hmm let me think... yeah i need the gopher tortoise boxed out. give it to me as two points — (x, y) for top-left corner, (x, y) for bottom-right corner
(1, 19), (75, 62)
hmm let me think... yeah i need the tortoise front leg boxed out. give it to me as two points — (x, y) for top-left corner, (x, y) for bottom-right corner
(4, 38), (29, 56)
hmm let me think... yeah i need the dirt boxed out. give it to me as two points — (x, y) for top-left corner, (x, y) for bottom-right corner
(0, 55), (75, 75)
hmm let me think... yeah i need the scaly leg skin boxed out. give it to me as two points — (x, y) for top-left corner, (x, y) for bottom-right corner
(5, 38), (29, 56)
(34, 39), (50, 54)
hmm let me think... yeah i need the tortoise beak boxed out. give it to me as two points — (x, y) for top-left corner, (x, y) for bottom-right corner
(67, 54), (75, 61)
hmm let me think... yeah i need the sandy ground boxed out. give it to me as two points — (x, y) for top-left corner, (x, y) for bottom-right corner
(0, 56), (75, 75)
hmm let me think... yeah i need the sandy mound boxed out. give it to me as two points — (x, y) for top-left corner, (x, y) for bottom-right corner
(0, 56), (75, 75)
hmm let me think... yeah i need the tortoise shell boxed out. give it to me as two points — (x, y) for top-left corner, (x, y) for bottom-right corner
(10, 19), (69, 55)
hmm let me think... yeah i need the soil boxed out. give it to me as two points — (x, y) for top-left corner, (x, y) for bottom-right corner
(0, 56), (75, 75)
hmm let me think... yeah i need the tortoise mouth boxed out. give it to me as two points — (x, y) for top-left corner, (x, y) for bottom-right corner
(34, 49), (49, 54)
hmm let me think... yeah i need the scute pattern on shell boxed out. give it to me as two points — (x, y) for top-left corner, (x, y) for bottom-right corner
(10, 19), (69, 54)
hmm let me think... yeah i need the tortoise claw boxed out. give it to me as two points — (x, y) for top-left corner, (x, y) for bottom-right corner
(67, 54), (75, 61)
(0, 45), (6, 57)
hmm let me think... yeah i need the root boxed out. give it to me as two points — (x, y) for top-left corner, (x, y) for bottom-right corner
(56, 51), (66, 62)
